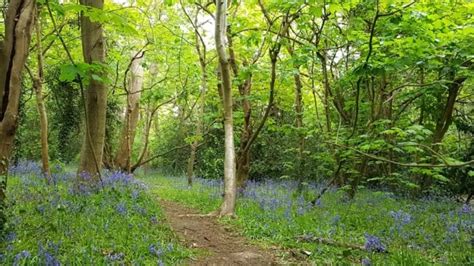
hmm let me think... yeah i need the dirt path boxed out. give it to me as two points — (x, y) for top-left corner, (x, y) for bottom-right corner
(159, 200), (281, 265)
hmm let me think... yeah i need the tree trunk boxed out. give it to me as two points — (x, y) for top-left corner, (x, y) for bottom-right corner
(0, 0), (36, 231)
(423, 76), (466, 189)
(317, 51), (350, 125)
(432, 77), (466, 145)
(235, 77), (252, 189)
(215, 0), (236, 216)
(131, 105), (155, 172)
(77, 0), (108, 180)
(226, 29), (253, 189)
(33, 13), (51, 180)
(287, 45), (305, 184)
(187, 21), (208, 187)
(115, 54), (144, 172)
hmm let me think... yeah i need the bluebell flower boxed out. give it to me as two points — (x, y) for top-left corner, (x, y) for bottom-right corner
(364, 233), (386, 253)
(447, 224), (459, 234)
(315, 198), (322, 207)
(150, 216), (158, 224)
(361, 258), (372, 266)
(13, 250), (31, 265)
(44, 251), (60, 266)
(132, 190), (140, 200)
(37, 205), (46, 215)
(331, 215), (341, 225)
(116, 202), (127, 215)
(460, 204), (471, 214)
(5, 231), (16, 242)
(106, 252), (125, 261)
(389, 210), (412, 226)
(149, 244), (164, 257)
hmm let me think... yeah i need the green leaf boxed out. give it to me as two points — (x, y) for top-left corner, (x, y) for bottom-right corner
(59, 64), (79, 82)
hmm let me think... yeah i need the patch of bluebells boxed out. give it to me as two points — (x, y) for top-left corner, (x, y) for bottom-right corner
(13, 250), (31, 266)
(38, 243), (60, 266)
(364, 233), (387, 253)
(106, 252), (125, 262)
(149, 243), (175, 258)
(4, 162), (189, 264)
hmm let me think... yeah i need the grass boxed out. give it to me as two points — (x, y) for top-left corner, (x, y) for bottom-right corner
(144, 174), (474, 265)
(0, 161), (193, 265)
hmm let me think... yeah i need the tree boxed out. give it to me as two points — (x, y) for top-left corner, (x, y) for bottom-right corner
(77, 0), (108, 179)
(0, 0), (37, 230)
(26, 9), (51, 180)
(215, 0), (236, 216)
(115, 52), (145, 172)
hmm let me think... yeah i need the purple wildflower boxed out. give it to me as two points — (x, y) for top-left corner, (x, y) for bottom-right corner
(364, 233), (386, 253)
(361, 258), (372, 266)
(13, 250), (31, 265)
(315, 198), (322, 207)
(44, 252), (60, 266)
(447, 224), (459, 234)
(460, 204), (471, 214)
(389, 210), (412, 226)
(5, 231), (16, 242)
(116, 202), (127, 215)
(106, 252), (125, 261)
(149, 244), (164, 257)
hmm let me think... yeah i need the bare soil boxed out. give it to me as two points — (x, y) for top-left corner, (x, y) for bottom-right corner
(159, 200), (283, 265)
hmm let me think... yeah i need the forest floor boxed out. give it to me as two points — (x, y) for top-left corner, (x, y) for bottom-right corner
(144, 175), (473, 265)
(158, 199), (281, 265)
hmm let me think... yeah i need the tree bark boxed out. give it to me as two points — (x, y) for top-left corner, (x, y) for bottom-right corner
(115, 54), (144, 172)
(287, 45), (305, 182)
(32, 13), (51, 180)
(186, 14), (207, 187)
(77, 0), (108, 180)
(235, 76), (252, 189)
(226, 29), (253, 189)
(0, 0), (36, 230)
(432, 77), (466, 145)
(215, 0), (236, 216)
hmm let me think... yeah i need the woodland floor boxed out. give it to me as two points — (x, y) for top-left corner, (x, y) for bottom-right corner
(158, 199), (288, 265)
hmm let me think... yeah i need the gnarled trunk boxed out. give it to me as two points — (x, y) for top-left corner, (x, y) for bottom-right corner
(0, 0), (36, 230)
(115, 54), (144, 172)
(77, 0), (107, 179)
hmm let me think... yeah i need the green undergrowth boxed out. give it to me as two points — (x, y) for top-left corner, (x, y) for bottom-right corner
(144, 175), (473, 265)
(1, 162), (193, 265)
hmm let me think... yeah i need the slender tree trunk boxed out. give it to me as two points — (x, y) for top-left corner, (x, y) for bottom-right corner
(187, 23), (207, 187)
(33, 14), (51, 180)
(131, 105), (155, 172)
(317, 51), (332, 132)
(235, 77), (252, 189)
(226, 30), (253, 189)
(0, 0), (36, 231)
(432, 77), (466, 145)
(287, 45), (305, 183)
(77, 0), (108, 179)
(422, 76), (466, 189)
(215, 0), (236, 216)
(115, 54), (144, 172)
